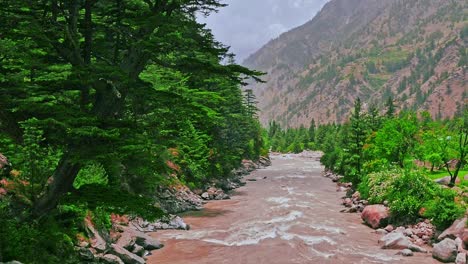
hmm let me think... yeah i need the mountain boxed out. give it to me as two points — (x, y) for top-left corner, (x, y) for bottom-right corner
(244, 0), (467, 127)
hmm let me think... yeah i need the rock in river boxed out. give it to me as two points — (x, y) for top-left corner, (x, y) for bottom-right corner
(361, 204), (389, 229)
(433, 238), (458, 263)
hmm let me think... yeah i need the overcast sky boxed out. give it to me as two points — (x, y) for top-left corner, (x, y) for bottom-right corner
(198, 0), (329, 63)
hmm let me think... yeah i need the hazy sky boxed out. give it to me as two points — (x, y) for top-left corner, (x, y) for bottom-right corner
(198, 0), (329, 63)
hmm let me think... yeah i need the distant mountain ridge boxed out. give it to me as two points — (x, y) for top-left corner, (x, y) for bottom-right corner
(244, 0), (467, 127)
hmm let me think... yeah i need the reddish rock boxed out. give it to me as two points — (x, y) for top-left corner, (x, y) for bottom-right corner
(84, 215), (107, 252)
(111, 214), (129, 226)
(352, 191), (361, 200)
(343, 198), (353, 207)
(462, 230), (468, 248)
(439, 217), (467, 240)
(361, 204), (390, 229)
(384, 225), (394, 232)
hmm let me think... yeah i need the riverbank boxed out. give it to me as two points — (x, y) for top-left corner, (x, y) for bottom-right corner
(326, 168), (468, 264)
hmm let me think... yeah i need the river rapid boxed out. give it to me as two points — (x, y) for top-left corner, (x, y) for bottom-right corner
(148, 152), (437, 264)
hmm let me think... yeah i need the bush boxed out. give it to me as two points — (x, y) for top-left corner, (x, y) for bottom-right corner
(358, 169), (466, 228)
(0, 204), (79, 263)
(385, 170), (436, 223)
(423, 189), (465, 230)
(358, 169), (400, 203)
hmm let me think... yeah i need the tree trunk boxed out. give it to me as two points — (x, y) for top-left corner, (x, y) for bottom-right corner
(32, 154), (80, 217)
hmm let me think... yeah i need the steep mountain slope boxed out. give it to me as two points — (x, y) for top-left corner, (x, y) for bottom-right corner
(245, 0), (467, 127)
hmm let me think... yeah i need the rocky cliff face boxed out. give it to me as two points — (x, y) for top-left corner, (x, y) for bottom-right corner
(245, 0), (467, 127)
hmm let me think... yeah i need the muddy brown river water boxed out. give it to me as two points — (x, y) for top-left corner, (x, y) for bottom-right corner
(148, 152), (438, 264)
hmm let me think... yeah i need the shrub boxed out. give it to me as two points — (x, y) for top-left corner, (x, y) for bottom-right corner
(423, 189), (465, 230)
(358, 169), (466, 228)
(385, 170), (437, 223)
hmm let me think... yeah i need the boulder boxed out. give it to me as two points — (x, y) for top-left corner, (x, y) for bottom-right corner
(201, 192), (210, 200)
(110, 244), (145, 264)
(375, 229), (388, 235)
(379, 232), (411, 250)
(352, 191), (361, 200)
(241, 159), (257, 172)
(99, 254), (125, 264)
(404, 228), (414, 237)
(433, 238), (458, 263)
(384, 225), (394, 233)
(361, 205), (390, 229)
(356, 204), (365, 212)
(168, 215), (189, 230)
(439, 217), (467, 240)
(134, 232), (163, 250)
(408, 244), (428, 253)
(118, 226), (163, 251)
(154, 186), (203, 214)
(83, 216), (107, 252)
(144, 215), (189, 231)
(455, 237), (464, 252)
(399, 249), (414, 257)
(435, 176), (461, 185)
(116, 231), (136, 251)
(132, 244), (145, 257)
(76, 246), (95, 261)
(462, 230), (468, 248)
(456, 253), (467, 264)
(343, 198), (353, 208)
(395, 226), (406, 233)
(258, 156), (272, 167)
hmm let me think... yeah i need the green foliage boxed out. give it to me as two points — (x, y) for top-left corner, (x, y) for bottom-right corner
(61, 185), (164, 221)
(423, 189), (465, 230)
(0, 0), (265, 261)
(0, 198), (79, 263)
(385, 170), (436, 223)
(358, 168), (464, 227)
(73, 162), (108, 189)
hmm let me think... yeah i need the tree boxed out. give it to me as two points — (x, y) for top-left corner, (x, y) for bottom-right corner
(367, 113), (419, 168)
(441, 109), (468, 186)
(0, 0), (262, 218)
(244, 89), (259, 119)
(346, 98), (367, 184)
(308, 119), (316, 144)
(385, 96), (396, 118)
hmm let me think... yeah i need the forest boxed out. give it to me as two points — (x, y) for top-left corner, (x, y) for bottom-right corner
(0, 1), (266, 262)
(268, 98), (468, 229)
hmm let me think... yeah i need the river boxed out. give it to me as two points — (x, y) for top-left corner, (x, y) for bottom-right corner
(147, 152), (437, 264)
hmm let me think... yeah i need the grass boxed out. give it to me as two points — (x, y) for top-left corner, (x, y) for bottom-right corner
(426, 169), (468, 180)
(425, 168), (468, 188)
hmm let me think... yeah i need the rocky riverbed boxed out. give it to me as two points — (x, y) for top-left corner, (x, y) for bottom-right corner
(146, 152), (438, 264)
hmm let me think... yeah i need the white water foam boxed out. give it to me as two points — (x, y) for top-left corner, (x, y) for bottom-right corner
(266, 197), (291, 204)
(277, 174), (307, 179)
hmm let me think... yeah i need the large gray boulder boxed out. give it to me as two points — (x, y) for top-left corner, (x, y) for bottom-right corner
(433, 238), (458, 263)
(379, 232), (411, 249)
(119, 226), (163, 250)
(116, 231), (136, 250)
(99, 254), (125, 264)
(110, 244), (145, 264)
(438, 217), (467, 240)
